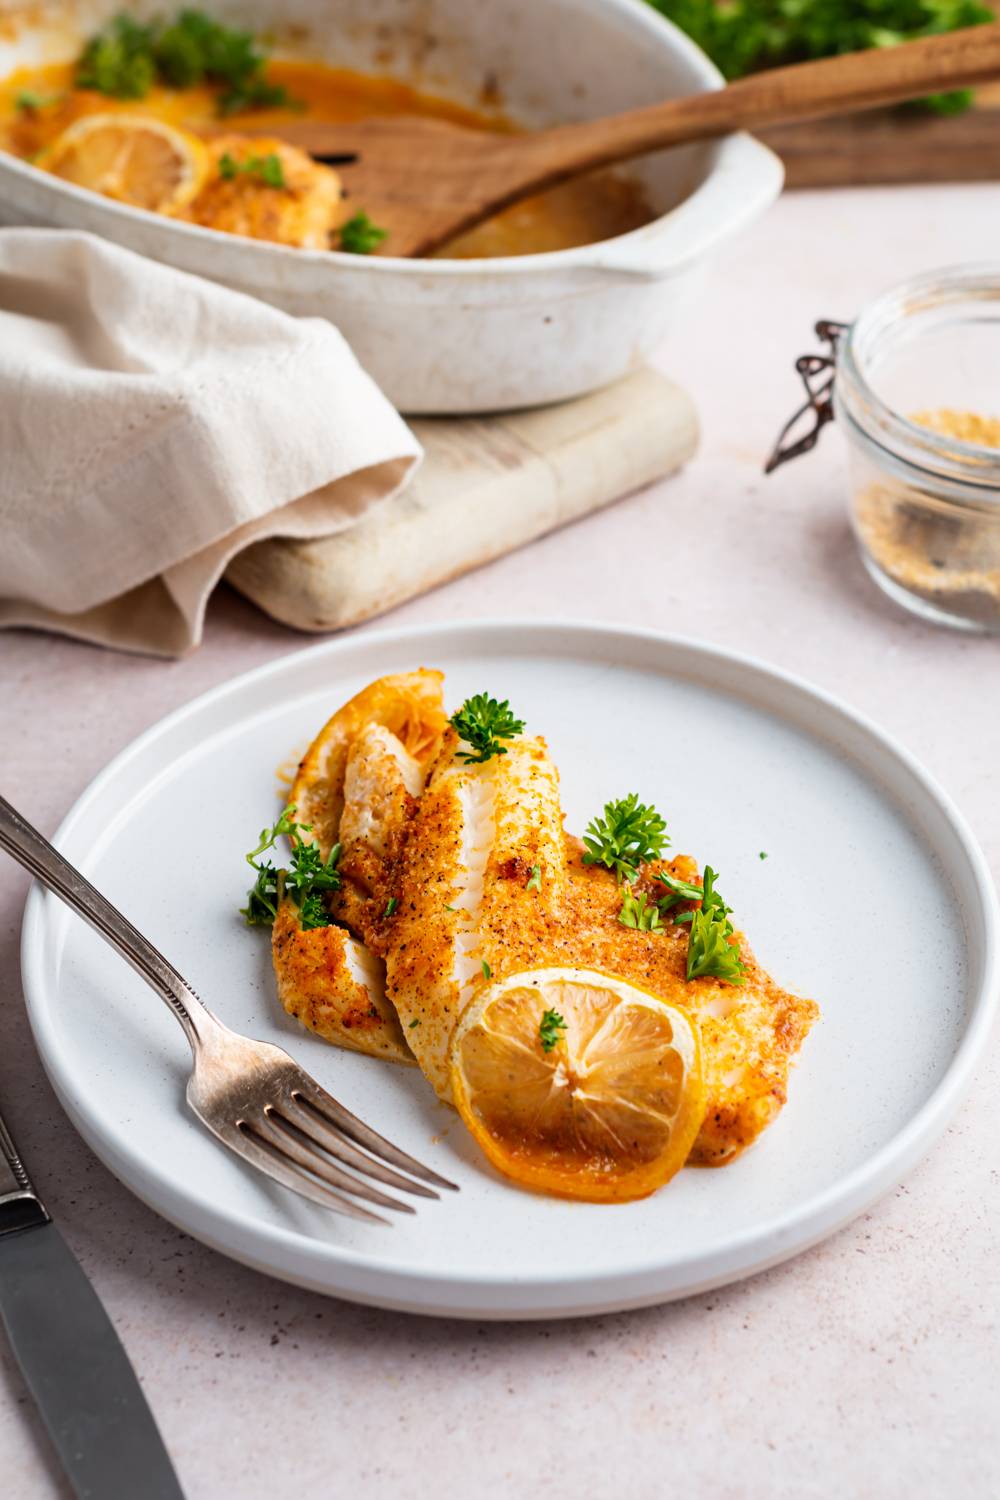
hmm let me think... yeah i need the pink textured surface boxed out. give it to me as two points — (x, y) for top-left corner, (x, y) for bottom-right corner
(2, 186), (998, 1498)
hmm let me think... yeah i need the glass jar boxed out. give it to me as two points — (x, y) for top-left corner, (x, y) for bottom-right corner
(775, 267), (1000, 633)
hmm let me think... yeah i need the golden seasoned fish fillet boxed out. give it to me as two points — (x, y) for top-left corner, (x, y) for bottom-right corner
(520, 849), (819, 1166)
(273, 670), (817, 1166)
(383, 728), (566, 1101)
(272, 898), (409, 1062)
(180, 135), (342, 248)
(271, 672), (446, 1062)
(383, 721), (816, 1162)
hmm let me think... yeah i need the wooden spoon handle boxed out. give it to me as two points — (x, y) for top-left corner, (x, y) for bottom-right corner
(522, 22), (1000, 178)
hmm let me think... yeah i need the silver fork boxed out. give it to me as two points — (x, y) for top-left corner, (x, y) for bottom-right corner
(0, 795), (456, 1224)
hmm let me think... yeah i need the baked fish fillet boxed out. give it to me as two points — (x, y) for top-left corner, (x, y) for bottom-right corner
(271, 671), (446, 1063)
(180, 136), (343, 250)
(383, 727), (566, 1101)
(526, 850), (819, 1166)
(381, 725), (815, 1161)
(273, 671), (818, 1165)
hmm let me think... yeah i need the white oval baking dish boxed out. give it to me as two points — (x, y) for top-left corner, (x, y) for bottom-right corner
(0, 0), (783, 413)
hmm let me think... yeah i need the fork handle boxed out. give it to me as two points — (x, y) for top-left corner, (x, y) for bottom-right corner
(0, 794), (215, 1051)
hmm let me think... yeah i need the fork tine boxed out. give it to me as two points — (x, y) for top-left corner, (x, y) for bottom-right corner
(257, 1111), (415, 1214)
(231, 1123), (388, 1225)
(281, 1095), (439, 1199)
(291, 1084), (459, 1192)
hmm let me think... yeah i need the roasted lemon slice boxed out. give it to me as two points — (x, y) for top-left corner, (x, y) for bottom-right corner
(449, 967), (705, 1202)
(288, 670), (447, 861)
(45, 114), (208, 214)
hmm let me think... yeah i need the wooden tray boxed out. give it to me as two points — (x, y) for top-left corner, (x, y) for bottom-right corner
(761, 81), (1000, 186)
(226, 367), (698, 633)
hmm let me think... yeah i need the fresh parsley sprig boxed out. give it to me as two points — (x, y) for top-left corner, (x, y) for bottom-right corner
(283, 837), (341, 903)
(75, 9), (300, 116)
(674, 866), (746, 985)
(337, 211), (389, 255)
(76, 14), (156, 99)
(241, 806), (297, 926)
(241, 805), (341, 932)
(654, 867), (704, 916)
(450, 693), (525, 765)
(217, 77), (295, 115)
(219, 150), (285, 187)
(539, 1008), (567, 1052)
(582, 794), (669, 883)
(618, 889), (663, 932)
(14, 89), (60, 112)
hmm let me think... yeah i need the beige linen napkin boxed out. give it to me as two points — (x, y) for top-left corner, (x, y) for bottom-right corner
(0, 228), (421, 656)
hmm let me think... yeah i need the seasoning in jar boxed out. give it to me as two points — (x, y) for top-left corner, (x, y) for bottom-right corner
(852, 409), (1000, 631)
(768, 270), (1000, 634)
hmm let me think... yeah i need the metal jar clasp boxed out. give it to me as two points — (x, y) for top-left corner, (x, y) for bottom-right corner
(765, 320), (849, 474)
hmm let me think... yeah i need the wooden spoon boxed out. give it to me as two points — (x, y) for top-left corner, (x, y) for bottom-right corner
(223, 23), (1000, 256)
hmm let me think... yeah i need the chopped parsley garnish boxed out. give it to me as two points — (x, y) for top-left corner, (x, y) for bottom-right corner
(759, 851), (769, 860)
(241, 805), (297, 926)
(75, 9), (300, 116)
(481, 960), (492, 980)
(14, 89), (58, 112)
(618, 889), (663, 932)
(384, 897), (398, 917)
(297, 890), (332, 931)
(76, 14), (156, 99)
(526, 864), (542, 892)
(539, 1008), (567, 1053)
(582, 794), (669, 883)
(675, 866), (746, 985)
(217, 77), (296, 117)
(336, 211), (389, 255)
(408, 1018), (421, 1028)
(654, 868), (704, 915)
(450, 693), (525, 765)
(241, 805), (341, 931)
(219, 150), (285, 187)
(647, 0), (992, 115)
(283, 836), (341, 905)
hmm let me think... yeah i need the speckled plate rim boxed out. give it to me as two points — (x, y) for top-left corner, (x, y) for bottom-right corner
(20, 619), (1000, 1319)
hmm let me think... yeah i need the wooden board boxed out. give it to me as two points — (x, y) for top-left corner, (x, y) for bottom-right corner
(225, 368), (697, 633)
(760, 81), (1000, 187)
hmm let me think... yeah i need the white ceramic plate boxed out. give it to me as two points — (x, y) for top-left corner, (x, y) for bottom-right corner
(21, 622), (998, 1319)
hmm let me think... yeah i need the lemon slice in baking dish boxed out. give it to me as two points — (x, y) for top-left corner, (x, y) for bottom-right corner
(45, 114), (208, 214)
(449, 967), (705, 1203)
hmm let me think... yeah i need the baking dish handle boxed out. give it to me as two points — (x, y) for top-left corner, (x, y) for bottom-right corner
(575, 131), (783, 283)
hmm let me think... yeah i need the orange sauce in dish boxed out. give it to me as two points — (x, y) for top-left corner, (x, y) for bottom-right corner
(0, 59), (653, 257)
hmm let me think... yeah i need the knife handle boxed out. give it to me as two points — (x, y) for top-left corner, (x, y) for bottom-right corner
(0, 1109), (49, 1236)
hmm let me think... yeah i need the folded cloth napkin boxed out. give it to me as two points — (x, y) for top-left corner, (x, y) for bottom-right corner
(0, 228), (421, 656)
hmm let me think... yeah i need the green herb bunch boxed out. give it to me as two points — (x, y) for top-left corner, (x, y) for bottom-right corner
(76, 9), (299, 116)
(612, 864), (746, 984)
(617, 888), (664, 932)
(653, 867), (705, 914)
(582, 794), (669, 883)
(337, 211), (389, 255)
(671, 865), (746, 984)
(539, 1008), (567, 1052)
(242, 805), (341, 932)
(219, 150), (285, 187)
(648, 0), (993, 114)
(450, 693), (526, 764)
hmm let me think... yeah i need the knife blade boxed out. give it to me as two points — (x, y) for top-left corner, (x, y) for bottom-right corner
(0, 1109), (185, 1500)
